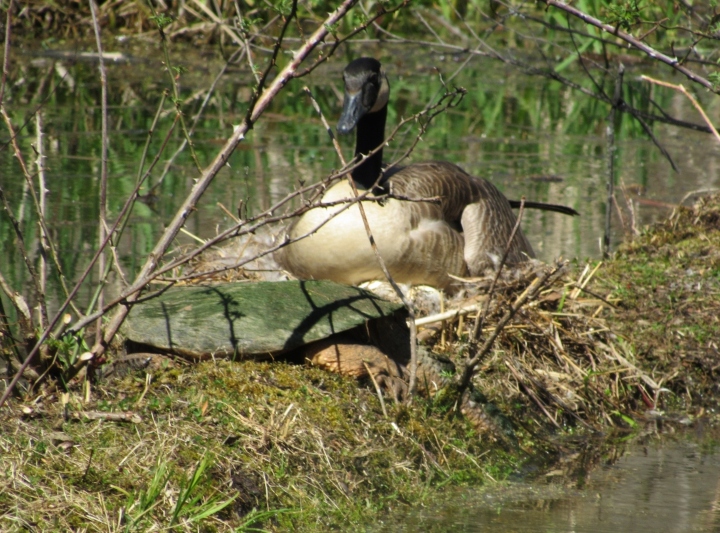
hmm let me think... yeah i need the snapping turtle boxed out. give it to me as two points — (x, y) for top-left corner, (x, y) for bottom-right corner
(116, 280), (415, 391)
(121, 280), (403, 359)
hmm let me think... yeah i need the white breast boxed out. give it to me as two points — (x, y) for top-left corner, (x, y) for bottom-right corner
(278, 181), (467, 289)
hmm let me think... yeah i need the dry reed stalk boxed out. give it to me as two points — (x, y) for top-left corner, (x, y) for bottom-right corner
(641, 75), (720, 145)
(363, 361), (388, 417)
(34, 113), (48, 318)
(415, 304), (481, 327)
(569, 261), (602, 299)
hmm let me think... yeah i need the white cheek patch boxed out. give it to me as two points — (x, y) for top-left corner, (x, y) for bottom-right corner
(369, 74), (390, 113)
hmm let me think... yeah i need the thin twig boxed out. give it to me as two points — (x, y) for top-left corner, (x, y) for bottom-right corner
(473, 198), (527, 341)
(539, 0), (720, 94)
(233, 0), (261, 84)
(504, 360), (562, 430)
(679, 188), (720, 205)
(89, 0), (109, 348)
(291, 0), (412, 79)
(0, 114), (180, 405)
(68, 411), (142, 424)
(641, 75), (720, 145)
(370, 5), (717, 136)
(148, 3), (204, 174)
(0, 0), (12, 107)
(151, 16), (279, 193)
(137, 90), (168, 192)
(144, 89), (456, 287)
(363, 361), (388, 418)
(302, 86), (420, 396)
(2, 0), (411, 405)
(55, 0), (363, 392)
(604, 64), (624, 258)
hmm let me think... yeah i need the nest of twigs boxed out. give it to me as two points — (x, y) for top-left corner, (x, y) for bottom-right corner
(422, 194), (720, 435)
(421, 260), (668, 434)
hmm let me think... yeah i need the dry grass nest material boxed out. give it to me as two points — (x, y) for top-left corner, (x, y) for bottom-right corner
(422, 259), (647, 432)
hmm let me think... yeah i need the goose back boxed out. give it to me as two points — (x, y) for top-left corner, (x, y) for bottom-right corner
(385, 161), (534, 276)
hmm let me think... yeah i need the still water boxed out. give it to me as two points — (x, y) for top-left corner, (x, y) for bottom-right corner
(372, 437), (720, 533)
(2, 43), (720, 310)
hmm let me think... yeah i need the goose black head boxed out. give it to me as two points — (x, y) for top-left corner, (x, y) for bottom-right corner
(337, 58), (389, 135)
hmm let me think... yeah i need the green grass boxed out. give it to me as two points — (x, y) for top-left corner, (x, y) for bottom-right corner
(0, 361), (522, 531)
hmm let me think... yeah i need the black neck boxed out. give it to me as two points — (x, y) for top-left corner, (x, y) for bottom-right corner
(351, 104), (387, 190)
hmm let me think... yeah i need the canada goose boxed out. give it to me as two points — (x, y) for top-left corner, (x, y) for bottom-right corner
(276, 58), (573, 291)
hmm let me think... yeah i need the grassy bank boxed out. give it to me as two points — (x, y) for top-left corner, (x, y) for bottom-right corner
(2, 195), (720, 531)
(600, 194), (720, 413)
(0, 361), (516, 531)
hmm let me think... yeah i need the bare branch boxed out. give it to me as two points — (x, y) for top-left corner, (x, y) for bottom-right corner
(0, 113), (181, 406)
(641, 75), (720, 145)
(539, 0), (720, 94)
(46, 0), (365, 394)
(472, 198), (527, 342)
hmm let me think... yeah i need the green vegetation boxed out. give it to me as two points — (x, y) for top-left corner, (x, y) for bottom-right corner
(599, 195), (720, 411)
(0, 361), (522, 531)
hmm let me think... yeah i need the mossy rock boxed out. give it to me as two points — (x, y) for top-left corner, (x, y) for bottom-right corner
(121, 280), (405, 359)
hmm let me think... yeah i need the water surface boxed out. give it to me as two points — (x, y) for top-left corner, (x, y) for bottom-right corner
(372, 437), (720, 532)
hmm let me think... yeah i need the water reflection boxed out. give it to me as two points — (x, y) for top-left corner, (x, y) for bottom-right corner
(2, 46), (720, 309)
(372, 439), (720, 532)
